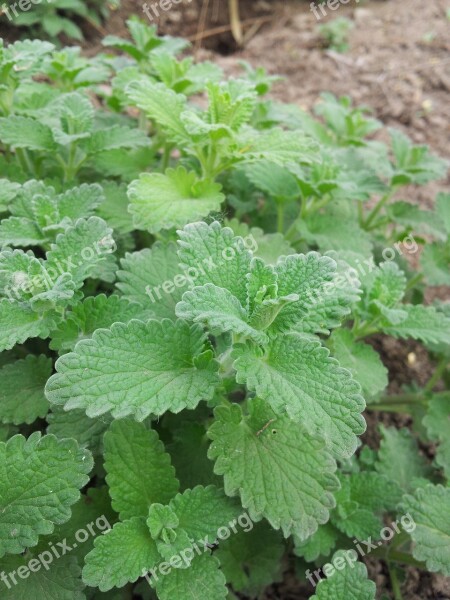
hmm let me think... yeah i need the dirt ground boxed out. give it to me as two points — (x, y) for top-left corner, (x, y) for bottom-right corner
(1, 1), (449, 598)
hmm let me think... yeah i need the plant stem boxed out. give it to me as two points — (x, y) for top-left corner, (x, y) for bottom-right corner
(389, 565), (403, 600)
(363, 191), (393, 229)
(405, 272), (424, 292)
(424, 357), (448, 392)
(160, 144), (172, 171)
(276, 202), (284, 233)
(379, 393), (427, 404)
(372, 547), (425, 569)
(15, 148), (35, 176)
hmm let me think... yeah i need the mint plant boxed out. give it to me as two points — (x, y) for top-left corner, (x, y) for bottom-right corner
(0, 24), (448, 600)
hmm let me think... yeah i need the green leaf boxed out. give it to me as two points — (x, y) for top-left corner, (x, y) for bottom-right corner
(0, 433), (93, 557)
(0, 299), (60, 352)
(436, 192), (450, 234)
(117, 242), (185, 319)
(178, 221), (254, 306)
(96, 182), (134, 234)
(168, 421), (220, 490)
(176, 283), (268, 344)
(390, 129), (448, 185)
(331, 472), (401, 539)
(0, 217), (44, 246)
(225, 218), (295, 265)
(88, 125), (149, 153)
(236, 128), (317, 166)
(234, 334), (365, 458)
(216, 521), (284, 596)
(310, 549), (376, 600)
(83, 517), (159, 591)
(0, 355), (52, 424)
(294, 522), (339, 562)
(46, 217), (117, 286)
(208, 398), (339, 540)
(104, 419), (179, 520)
(382, 304), (450, 346)
(369, 261), (406, 309)
(0, 554), (85, 600)
(45, 319), (220, 420)
(271, 253), (360, 335)
(387, 201), (447, 241)
(421, 242), (450, 286)
(47, 486), (116, 565)
(242, 160), (300, 200)
(0, 116), (56, 151)
(47, 408), (111, 456)
(327, 329), (388, 398)
(375, 425), (432, 498)
(297, 208), (373, 256)
(49, 294), (145, 352)
(168, 485), (239, 545)
(401, 484), (450, 576)
(152, 552), (228, 600)
(57, 183), (104, 222)
(126, 80), (190, 144)
(52, 92), (94, 145)
(423, 393), (450, 478)
(129, 168), (224, 233)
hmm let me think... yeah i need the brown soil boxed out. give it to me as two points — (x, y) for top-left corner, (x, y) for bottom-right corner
(1, 1), (449, 598)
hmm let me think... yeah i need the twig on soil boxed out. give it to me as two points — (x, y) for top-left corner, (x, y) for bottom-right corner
(188, 15), (274, 44)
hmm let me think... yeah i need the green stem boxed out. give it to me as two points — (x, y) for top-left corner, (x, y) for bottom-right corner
(405, 272), (424, 292)
(363, 191), (393, 229)
(160, 144), (172, 172)
(369, 403), (420, 414)
(15, 148), (35, 176)
(424, 358), (448, 392)
(371, 547), (425, 569)
(389, 565), (403, 600)
(379, 393), (427, 404)
(276, 202), (284, 233)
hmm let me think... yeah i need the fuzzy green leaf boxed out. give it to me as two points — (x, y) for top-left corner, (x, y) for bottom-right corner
(0, 554), (85, 599)
(310, 549), (376, 600)
(382, 304), (450, 346)
(178, 221), (253, 307)
(83, 517), (159, 591)
(0, 433), (93, 556)
(208, 398), (339, 540)
(327, 329), (388, 398)
(49, 294), (145, 352)
(234, 334), (365, 458)
(216, 522), (284, 596)
(176, 283), (268, 344)
(0, 355), (52, 424)
(423, 393), (450, 478)
(401, 484), (450, 576)
(117, 243), (185, 319)
(152, 552), (228, 600)
(45, 319), (220, 420)
(104, 420), (179, 520)
(0, 116), (56, 151)
(129, 168), (224, 233)
(375, 425), (432, 498)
